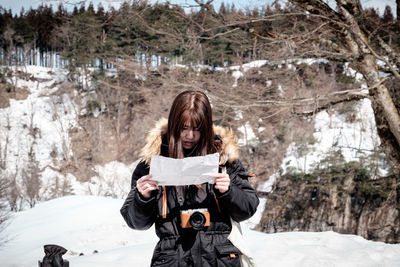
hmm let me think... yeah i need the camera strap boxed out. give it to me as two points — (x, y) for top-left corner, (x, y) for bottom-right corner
(212, 165), (226, 214)
(161, 186), (185, 219)
(162, 186), (167, 219)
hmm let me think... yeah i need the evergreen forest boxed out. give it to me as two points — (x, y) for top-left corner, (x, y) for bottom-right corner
(1, 1), (397, 69)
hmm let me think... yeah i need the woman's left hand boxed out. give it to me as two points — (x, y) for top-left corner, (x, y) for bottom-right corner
(210, 173), (230, 194)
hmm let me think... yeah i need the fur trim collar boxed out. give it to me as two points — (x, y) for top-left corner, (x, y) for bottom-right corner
(140, 118), (239, 165)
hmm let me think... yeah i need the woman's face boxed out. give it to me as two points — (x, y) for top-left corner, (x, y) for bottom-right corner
(181, 122), (201, 149)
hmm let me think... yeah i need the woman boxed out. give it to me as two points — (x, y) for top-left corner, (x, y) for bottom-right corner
(120, 90), (259, 266)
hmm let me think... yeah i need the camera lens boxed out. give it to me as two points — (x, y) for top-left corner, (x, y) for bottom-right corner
(189, 211), (206, 230)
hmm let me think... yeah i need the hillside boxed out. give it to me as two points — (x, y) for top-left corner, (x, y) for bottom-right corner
(1, 57), (398, 243)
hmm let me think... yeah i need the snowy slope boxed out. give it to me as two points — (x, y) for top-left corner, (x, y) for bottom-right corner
(0, 196), (399, 267)
(0, 66), (77, 173)
(0, 66), (134, 205)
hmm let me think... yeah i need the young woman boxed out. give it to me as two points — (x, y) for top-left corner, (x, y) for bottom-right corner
(120, 90), (259, 267)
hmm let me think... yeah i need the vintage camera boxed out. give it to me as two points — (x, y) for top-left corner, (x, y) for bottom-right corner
(180, 208), (210, 230)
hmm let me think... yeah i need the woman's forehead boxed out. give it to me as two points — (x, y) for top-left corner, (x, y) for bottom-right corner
(183, 121), (196, 127)
(183, 118), (200, 127)
(180, 109), (202, 127)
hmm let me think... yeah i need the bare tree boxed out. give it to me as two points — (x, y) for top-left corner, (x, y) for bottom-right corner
(397, 0), (400, 26)
(21, 145), (41, 208)
(0, 169), (10, 246)
(282, 0), (400, 171)
(22, 107), (41, 207)
(6, 170), (22, 211)
(0, 115), (10, 170)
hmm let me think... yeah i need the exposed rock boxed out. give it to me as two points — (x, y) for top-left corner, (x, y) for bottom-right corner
(257, 165), (400, 243)
(0, 84), (30, 108)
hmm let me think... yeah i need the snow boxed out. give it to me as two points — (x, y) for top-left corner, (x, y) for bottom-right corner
(78, 161), (138, 198)
(0, 66), (77, 172)
(229, 60), (268, 73)
(0, 195), (399, 267)
(229, 60), (268, 88)
(232, 70), (244, 87)
(237, 121), (258, 146)
(281, 98), (382, 175)
(258, 98), (387, 192)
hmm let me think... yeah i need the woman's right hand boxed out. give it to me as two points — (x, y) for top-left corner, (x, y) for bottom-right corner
(136, 175), (159, 199)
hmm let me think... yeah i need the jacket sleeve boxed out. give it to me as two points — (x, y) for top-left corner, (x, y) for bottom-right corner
(120, 161), (157, 230)
(215, 160), (259, 222)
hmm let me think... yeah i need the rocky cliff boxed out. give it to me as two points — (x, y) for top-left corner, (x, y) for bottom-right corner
(257, 163), (400, 243)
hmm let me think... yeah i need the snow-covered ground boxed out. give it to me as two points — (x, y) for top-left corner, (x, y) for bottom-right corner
(0, 195), (399, 267)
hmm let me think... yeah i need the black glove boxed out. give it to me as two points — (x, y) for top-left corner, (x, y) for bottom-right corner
(41, 244), (67, 267)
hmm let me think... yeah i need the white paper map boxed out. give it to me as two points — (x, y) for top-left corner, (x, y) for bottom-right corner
(149, 153), (220, 186)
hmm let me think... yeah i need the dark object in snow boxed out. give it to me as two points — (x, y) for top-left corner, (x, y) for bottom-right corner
(38, 244), (69, 267)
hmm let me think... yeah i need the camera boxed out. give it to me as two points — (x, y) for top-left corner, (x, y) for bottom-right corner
(180, 208), (210, 230)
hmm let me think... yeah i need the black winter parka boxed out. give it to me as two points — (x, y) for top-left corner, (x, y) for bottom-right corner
(120, 119), (259, 267)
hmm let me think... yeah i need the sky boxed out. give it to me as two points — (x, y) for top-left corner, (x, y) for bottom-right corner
(0, 0), (274, 14)
(0, 0), (396, 17)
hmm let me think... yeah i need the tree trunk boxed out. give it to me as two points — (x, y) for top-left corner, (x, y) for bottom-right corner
(357, 55), (400, 144)
(291, 0), (400, 166)
(33, 35), (37, 66)
(397, 0), (400, 26)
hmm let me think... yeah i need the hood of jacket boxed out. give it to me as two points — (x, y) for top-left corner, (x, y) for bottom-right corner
(140, 118), (239, 166)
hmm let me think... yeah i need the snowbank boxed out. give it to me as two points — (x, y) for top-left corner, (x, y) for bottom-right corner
(0, 196), (399, 267)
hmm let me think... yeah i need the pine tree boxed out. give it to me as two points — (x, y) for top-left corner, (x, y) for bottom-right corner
(382, 6), (394, 24)
(105, 2), (139, 60)
(12, 13), (34, 66)
(0, 8), (13, 65)
(62, 3), (103, 89)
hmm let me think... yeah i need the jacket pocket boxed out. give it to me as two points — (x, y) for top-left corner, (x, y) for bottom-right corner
(151, 250), (178, 267)
(215, 244), (242, 267)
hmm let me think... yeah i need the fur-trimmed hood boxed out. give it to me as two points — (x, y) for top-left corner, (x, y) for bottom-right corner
(140, 118), (239, 166)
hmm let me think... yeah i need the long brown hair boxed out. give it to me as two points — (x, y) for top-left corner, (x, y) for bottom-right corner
(167, 90), (218, 158)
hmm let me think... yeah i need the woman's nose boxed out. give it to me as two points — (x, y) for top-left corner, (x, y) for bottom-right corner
(186, 130), (194, 138)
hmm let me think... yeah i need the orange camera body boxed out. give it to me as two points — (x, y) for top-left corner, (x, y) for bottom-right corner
(180, 208), (210, 229)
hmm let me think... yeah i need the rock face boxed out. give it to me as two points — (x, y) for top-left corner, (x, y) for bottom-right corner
(257, 167), (400, 243)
